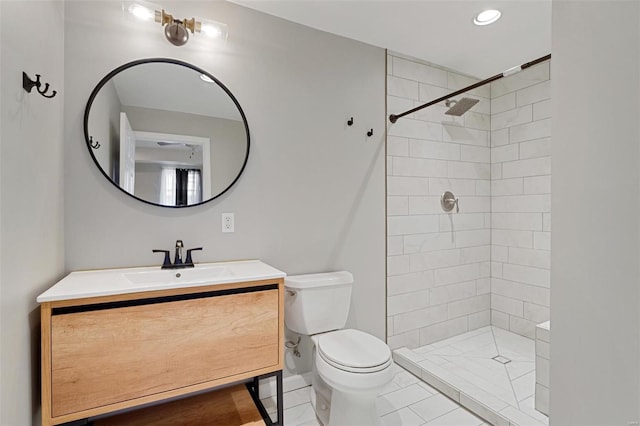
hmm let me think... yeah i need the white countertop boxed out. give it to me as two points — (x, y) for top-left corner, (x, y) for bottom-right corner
(37, 260), (286, 303)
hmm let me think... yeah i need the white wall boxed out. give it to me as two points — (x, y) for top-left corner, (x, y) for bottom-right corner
(490, 62), (551, 339)
(64, 1), (386, 378)
(0, 1), (65, 425)
(386, 52), (491, 349)
(551, 1), (640, 424)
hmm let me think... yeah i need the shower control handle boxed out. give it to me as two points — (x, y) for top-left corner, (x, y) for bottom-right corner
(441, 191), (459, 213)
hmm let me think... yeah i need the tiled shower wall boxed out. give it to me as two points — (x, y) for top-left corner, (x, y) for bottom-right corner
(386, 52), (492, 349)
(489, 62), (551, 338)
(386, 54), (551, 348)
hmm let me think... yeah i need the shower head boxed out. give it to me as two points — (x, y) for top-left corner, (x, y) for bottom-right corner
(444, 97), (480, 116)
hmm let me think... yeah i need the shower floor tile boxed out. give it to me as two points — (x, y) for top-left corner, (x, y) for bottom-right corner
(394, 326), (548, 426)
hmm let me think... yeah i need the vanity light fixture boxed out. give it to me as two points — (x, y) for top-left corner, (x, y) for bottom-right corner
(125, 1), (228, 46)
(473, 9), (502, 26)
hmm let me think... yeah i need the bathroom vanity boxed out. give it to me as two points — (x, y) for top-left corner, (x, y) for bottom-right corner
(37, 260), (285, 426)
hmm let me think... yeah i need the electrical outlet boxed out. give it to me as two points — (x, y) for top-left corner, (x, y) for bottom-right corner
(222, 213), (234, 233)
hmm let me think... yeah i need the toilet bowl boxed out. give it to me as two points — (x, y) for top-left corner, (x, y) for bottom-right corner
(285, 272), (393, 426)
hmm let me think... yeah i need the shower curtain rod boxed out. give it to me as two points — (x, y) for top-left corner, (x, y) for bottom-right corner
(388, 53), (552, 123)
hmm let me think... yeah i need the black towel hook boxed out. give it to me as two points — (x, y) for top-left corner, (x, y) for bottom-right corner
(89, 136), (101, 149)
(367, 129), (374, 137)
(347, 117), (354, 126)
(22, 72), (57, 99)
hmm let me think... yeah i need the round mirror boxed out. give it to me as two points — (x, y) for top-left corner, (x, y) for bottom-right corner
(84, 58), (250, 207)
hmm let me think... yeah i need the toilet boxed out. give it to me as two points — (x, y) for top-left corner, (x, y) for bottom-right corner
(285, 271), (393, 426)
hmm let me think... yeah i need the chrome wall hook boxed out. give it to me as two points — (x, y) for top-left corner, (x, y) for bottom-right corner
(22, 72), (57, 99)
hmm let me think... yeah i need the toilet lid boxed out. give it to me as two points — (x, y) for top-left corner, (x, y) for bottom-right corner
(317, 329), (391, 371)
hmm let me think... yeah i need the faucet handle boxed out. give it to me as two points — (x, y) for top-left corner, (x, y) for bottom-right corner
(152, 249), (171, 268)
(185, 247), (203, 265)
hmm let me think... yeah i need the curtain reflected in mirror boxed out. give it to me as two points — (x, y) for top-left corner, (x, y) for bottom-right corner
(84, 59), (250, 208)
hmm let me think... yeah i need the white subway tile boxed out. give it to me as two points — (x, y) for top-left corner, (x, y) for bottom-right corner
(409, 139), (460, 160)
(533, 99), (552, 120)
(404, 232), (455, 254)
(388, 236), (404, 256)
(387, 196), (409, 216)
(388, 96), (416, 120)
(410, 249), (461, 272)
(448, 294), (490, 319)
(388, 255), (411, 276)
(387, 54), (393, 75)
(543, 213), (551, 232)
(491, 212), (543, 231)
(536, 340), (550, 360)
(460, 246), (491, 263)
(491, 309), (510, 330)
(448, 72), (490, 98)
(455, 196), (491, 213)
(409, 196), (445, 215)
(535, 384), (549, 415)
(419, 83), (450, 103)
(468, 309), (491, 330)
(464, 112), (490, 131)
(480, 261), (491, 278)
(492, 278), (550, 306)
(454, 229), (491, 248)
(442, 124), (489, 146)
(492, 294), (524, 317)
(460, 145), (490, 163)
(492, 143), (519, 163)
(448, 161), (491, 179)
(394, 304), (448, 334)
(491, 163), (502, 180)
(492, 195), (550, 213)
(387, 316), (394, 336)
(388, 75), (419, 99)
(434, 263), (480, 286)
(533, 231), (551, 250)
(393, 57), (448, 86)
(476, 180), (490, 196)
(509, 118), (552, 143)
(429, 178), (477, 196)
(388, 330), (420, 350)
(476, 278), (491, 294)
(491, 62), (550, 97)
(510, 316), (536, 339)
(430, 280), (477, 305)
(388, 290), (431, 316)
(492, 245), (509, 262)
(387, 156), (393, 174)
(439, 213), (486, 232)
(491, 128), (509, 147)
(387, 176), (430, 195)
(415, 103), (454, 123)
(520, 138), (551, 159)
(393, 157), (448, 177)
(388, 271), (435, 296)
(389, 118), (443, 140)
(516, 80), (551, 107)
(491, 105), (532, 131)
(419, 317), (469, 346)
(491, 92), (516, 115)
(491, 178), (523, 196)
(492, 229), (533, 248)
(491, 261), (503, 278)
(388, 215), (440, 236)
(508, 247), (551, 269)
(502, 156), (551, 178)
(524, 175), (551, 194)
(388, 136), (410, 157)
(524, 302), (550, 323)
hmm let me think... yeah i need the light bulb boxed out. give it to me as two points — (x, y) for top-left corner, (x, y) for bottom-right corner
(474, 9), (501, 26)
(200, 19), (228, 40)
(129, 3), (154, 21)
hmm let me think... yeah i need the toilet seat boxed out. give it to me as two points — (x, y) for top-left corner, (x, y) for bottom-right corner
(317, 329), (392, 373)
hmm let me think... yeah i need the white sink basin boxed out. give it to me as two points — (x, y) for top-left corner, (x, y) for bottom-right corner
(124, 265), (233, 287)
(36, 260), (286, 303)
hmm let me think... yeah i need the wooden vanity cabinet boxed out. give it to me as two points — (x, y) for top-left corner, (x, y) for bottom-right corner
(40, 278), (284, 426)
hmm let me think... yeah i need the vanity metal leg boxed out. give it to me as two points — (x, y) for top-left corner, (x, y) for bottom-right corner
(246, 370), (283, 426)
(275, 370), (283, 426)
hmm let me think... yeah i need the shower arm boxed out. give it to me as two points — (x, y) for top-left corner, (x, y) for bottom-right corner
(388, 54), (551, 123)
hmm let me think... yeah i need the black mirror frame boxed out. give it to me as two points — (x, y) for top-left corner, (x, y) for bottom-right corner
(83, 58), (250, 208)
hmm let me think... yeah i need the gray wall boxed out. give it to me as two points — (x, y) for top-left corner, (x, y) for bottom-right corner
(0, 1), (66, 425)
(551, 1), (640, 424)
(64, 0), (386, 379)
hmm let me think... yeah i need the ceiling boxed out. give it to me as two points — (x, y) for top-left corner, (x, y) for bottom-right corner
(229, 0), (551, 78)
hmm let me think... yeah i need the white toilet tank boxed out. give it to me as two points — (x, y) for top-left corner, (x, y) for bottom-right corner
(284, 271), (353, 335)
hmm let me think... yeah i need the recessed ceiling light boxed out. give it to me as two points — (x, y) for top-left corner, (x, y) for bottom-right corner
(200, 74), (215, 83)
(474, 9), (501, 26)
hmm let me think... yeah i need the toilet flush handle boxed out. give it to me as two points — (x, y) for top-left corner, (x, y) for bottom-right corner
(286, 290), (297, 296)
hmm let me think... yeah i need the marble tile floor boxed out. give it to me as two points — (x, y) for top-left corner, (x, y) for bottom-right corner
(262, 363), (490, 426)
(393, 326), (549, 426)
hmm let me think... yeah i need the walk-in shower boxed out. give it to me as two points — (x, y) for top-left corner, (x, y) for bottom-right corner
(386, 53), (552, 426)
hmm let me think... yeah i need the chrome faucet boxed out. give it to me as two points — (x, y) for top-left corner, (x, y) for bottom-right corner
(152, 240), (202, 269)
